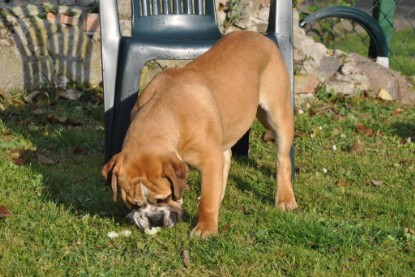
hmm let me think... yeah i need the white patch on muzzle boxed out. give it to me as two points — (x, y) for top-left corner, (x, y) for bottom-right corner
(127, 204), (176, 230)
(126, 182), (181, 231)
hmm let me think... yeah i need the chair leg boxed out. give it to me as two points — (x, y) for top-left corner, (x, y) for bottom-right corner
(107, 39), (148, 161)
(290, 143), (295, 180)
(104, 108), (115, 162)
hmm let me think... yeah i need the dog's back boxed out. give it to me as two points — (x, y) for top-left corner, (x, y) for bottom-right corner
(132, 31), (290, 149)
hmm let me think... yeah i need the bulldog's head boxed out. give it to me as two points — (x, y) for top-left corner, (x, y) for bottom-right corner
(101, 151), (188, 230)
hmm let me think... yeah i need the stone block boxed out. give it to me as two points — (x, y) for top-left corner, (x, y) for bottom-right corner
(46, 12), (60, 24)
(46, 12), (79, 26)
(31, 0), (56, 5)
(83, 13), (100, 33)
(78, 0), (95, 6)
(10, 4), (43, 17)
(319, 55), (341, 81)
(59, 0), (75, 5)
(295, 74), (318, 94)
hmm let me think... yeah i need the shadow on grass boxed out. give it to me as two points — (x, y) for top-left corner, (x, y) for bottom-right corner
(230, 155), (276, 205)
(0, 101), (133, 226)
(392, 122), (415, 141)
(1, 98), (286, 230)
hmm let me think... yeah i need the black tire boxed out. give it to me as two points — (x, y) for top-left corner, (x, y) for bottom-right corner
(300, 7), (388, 58)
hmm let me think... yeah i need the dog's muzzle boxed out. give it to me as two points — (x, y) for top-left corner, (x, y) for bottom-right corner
(127, 204), (182, 230)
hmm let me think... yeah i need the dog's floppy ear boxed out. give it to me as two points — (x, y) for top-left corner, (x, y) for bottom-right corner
(162, 153), (188, 201)
(101, 154), (123, 202)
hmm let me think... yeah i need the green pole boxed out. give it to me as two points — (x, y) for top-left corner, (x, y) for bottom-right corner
(370, 0), (396, 59)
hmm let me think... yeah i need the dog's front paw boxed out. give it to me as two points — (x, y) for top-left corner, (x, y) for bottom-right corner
(276, 199), (298, 211)
(276, 189), (298, 211)
(190, 222), (218, 238)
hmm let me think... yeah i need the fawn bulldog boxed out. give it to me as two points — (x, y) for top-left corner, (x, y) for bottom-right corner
(101, 31), (298, 237)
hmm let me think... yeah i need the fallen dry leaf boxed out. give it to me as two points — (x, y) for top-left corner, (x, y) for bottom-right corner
(9, 148), (23, 159)
(24, 90), (51, 106)
(336, 181), (348, 187)
(47, 114), (81, 127)
(35, 152), (56, 165)
(351, 140), (365, 154)
(13, 157), (25, 166)
(0, 90), (12, 109)
(181, 250), (190, 268)
(0, 205), (11, 219)
(392, 108), (404, 116)
(47, 114), (68, 124)
(58, 88), (82, 100)
(223, 224), (232, 233)
(8, 148), (31, 165)
(73, 146), (86, 154)
(32, 108), (45, 115)
(371, 180), (385, 187)
(295, 131), (306, 139)
(0, 89), (11, 100)
(355, 123), (374, 137)
(24, 90), (43, 103)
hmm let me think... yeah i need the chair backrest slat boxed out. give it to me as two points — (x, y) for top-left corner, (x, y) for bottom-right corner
(139, 0), (150, 16)
(134, 0), (214, 17)
(183, 0), (192, 14)
(195, 0), (203, 15)
(131, 0), (221, 38)
(173, 0), (181, 13)
(152, 0), (160, 15)
(205, 0), (214, 15)
(163, 0), (171, 14)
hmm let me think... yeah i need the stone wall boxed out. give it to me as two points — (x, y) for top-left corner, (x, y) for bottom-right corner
(0, 0), (133, 90)
(0, 1), (101, 89)
(0, 0), (96, 8)
(0, 0), (414, 105)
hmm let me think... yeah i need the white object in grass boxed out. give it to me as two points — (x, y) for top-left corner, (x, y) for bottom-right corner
(144, 227), (161, 236)
(120, 230), (132, 237)
(107, 231), (119, 239)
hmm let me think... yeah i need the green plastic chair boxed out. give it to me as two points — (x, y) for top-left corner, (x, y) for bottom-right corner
(100, 0), (294, 168)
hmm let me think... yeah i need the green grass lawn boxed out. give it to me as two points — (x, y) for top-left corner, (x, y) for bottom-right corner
(0, 89), (414, 275)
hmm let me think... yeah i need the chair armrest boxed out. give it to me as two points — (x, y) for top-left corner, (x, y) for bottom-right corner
(100, 0), (121, 112)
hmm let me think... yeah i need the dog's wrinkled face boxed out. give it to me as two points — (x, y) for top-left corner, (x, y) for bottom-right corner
(101, 151), (188, 230)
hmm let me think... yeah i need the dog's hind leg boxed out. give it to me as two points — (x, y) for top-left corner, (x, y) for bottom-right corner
(257, 101), (298, 211)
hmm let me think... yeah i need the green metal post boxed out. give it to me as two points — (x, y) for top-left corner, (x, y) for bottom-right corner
(370, 0), (396, 60)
